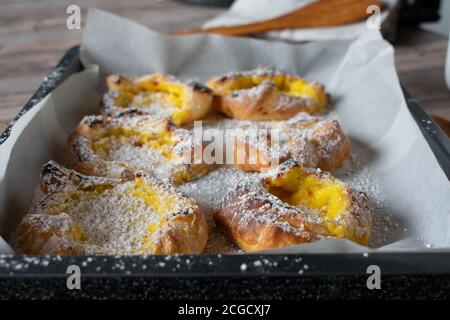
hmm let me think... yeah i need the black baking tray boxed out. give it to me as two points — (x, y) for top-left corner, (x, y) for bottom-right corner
(0, 46), (449, 300)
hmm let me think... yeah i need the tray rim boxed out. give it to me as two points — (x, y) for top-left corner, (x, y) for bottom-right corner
(1, 251), (450, 278)
(1, 45), (449, 278)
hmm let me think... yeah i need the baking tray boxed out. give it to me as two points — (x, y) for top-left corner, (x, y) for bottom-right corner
(0, 46), (449, 299)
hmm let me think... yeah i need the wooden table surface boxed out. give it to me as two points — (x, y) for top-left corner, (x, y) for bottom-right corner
(1, 0), (449, 131)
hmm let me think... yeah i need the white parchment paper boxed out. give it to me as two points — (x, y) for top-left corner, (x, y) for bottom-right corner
(203, 0), (313, 28)
(0, 10), (448, 254)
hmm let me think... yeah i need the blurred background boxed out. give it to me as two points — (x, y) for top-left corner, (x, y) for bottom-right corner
(0, 0), (449, 134)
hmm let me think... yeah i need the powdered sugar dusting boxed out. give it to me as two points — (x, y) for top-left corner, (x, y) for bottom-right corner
(181, 167), (258, 221)
(181, 112), (391, 249)
(107, 140), (177, 182)
(181, 167), (258, 254)
(334, 144), (393, 247)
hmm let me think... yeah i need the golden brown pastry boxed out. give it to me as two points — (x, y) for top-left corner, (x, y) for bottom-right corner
(206, 66), (329, 121)
(232, 113), (351, 172)
(103, 73), (213, 126)
(12, 161), (208, 255)
(214, 160), (371, 252)
(69, 112), (209, 185)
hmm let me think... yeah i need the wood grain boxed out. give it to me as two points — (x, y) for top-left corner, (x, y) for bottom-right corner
(174, 0), (379, 36)
(395, 26), (450, 122)
(0, 0), (449, 133)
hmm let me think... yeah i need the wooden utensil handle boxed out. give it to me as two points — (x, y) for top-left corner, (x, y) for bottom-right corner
(174, 0), (380, 36)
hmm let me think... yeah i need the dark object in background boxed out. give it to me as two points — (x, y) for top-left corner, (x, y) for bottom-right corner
(174, 0), (234, 7)
(400, 0), (441, 24)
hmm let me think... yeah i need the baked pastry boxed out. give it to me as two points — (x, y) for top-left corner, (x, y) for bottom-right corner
(214, 160), (371, 252)
(232, 113), (351, 172)
(206, 66), (329, 121)
(12, 161), (208, 255)
(284, 114), (351, 171)
(103, 73), (213, 126)
(69, 112), (209, 185)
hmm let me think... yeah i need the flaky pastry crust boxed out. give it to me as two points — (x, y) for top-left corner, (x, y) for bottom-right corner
(206, 66), (329, 121)
(12, 161), (208, 255)
(214, 160), (371, 252)
(69, 112), (209, 185)
(103, 73), (213, 125)
(232, 113), (351, 172)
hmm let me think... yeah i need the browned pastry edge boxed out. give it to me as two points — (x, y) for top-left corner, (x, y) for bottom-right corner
(102, 73), (213, 126)
(232, 116), (351, 172)
(212, 82), (326, 121)
(291, 119), (352, 172)
(214, 183), (324, 252)
(206, 66), (329, 121)
(214, 159), (372, 252)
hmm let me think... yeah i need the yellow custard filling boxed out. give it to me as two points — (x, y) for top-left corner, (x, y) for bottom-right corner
(263, 166), (366, 244)
(111, 74), (190, 125)
(127, 177), (181, 254)
(91, 126), (175, 159)
(70, 224), (89, 242)
(48, 179), (176, 249)
(219, 74), (327, 110)
(86, 123), (206, 184)
(128, 178), (177, 215)
(136, 76), (185, 109)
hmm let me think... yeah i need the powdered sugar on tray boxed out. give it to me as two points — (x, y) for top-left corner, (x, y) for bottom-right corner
(203, 227), (242, 254)
(181, 166), (259, 217)
(181, 166), (256, 254)
(333, 144), (394, 248)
